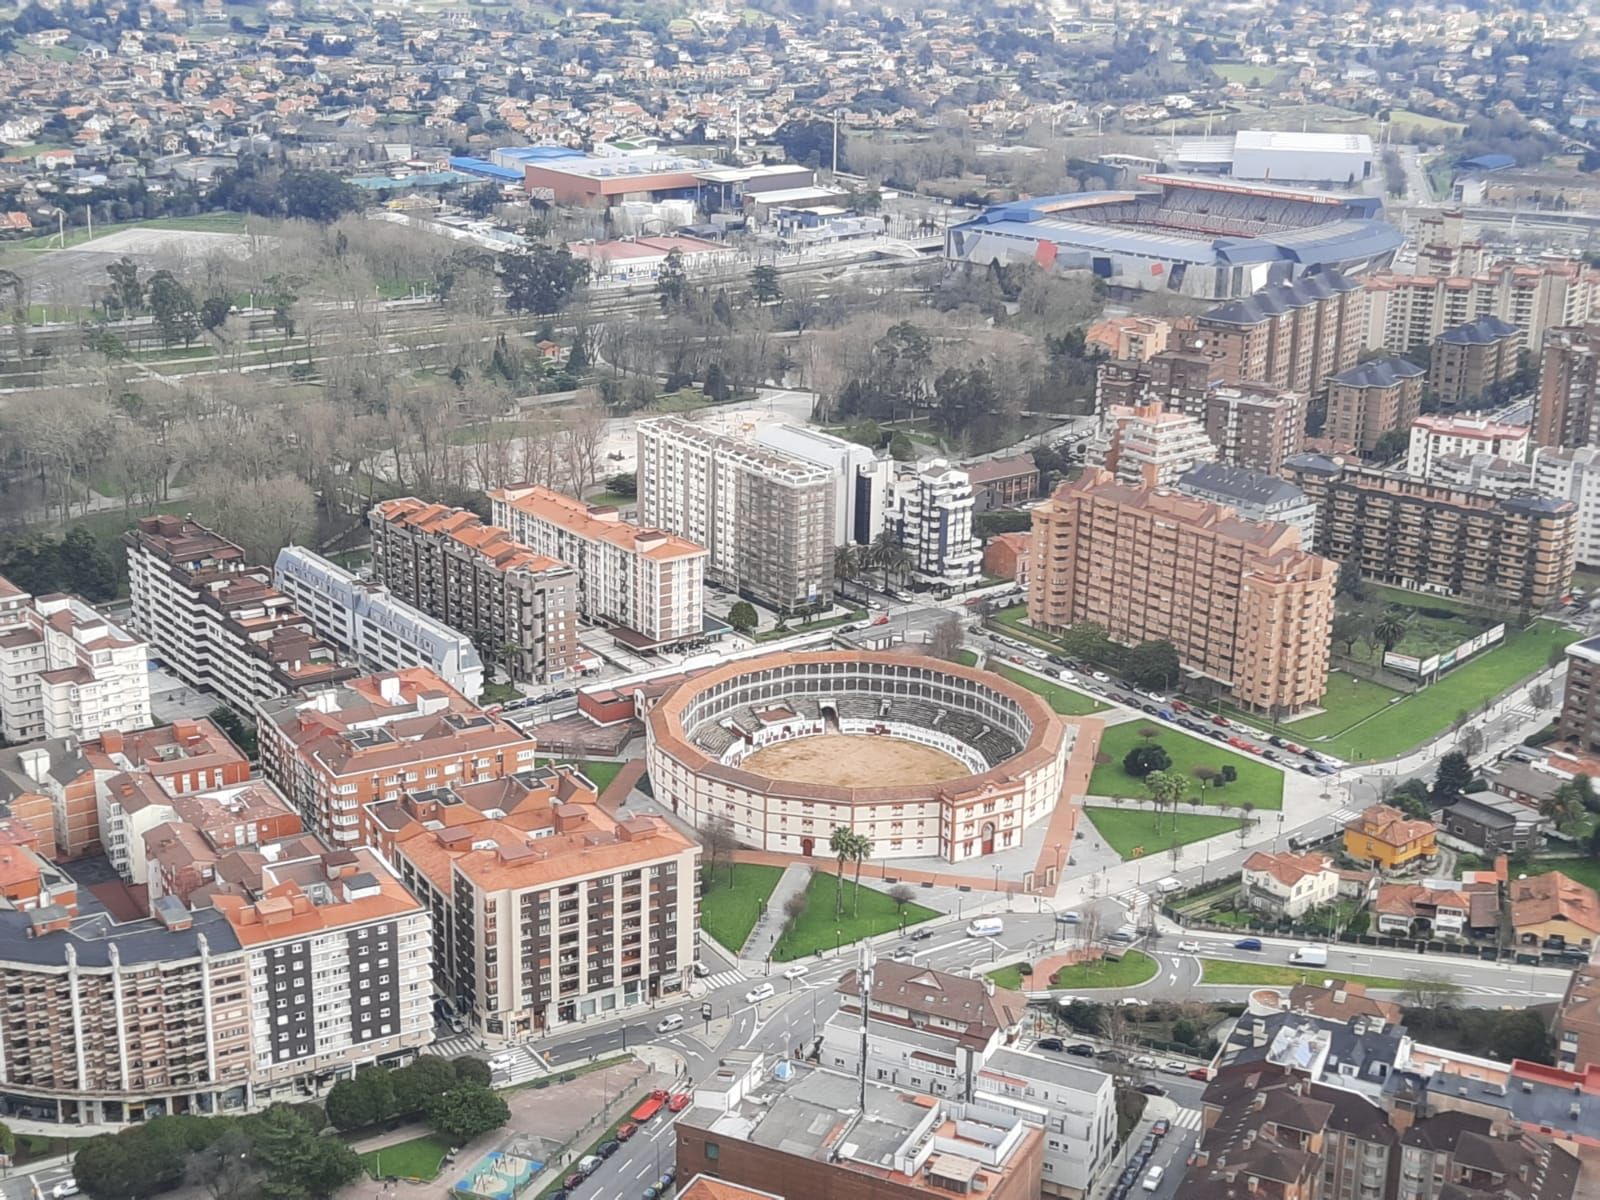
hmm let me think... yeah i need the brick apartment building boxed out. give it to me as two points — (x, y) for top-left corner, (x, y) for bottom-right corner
(1323, 357), (1426, 454)
(369, 766), (698, 1037)
(1027, 470), (1336, 713)
(368, 499), (581, 685)
(1558, 636), (1600, 755)
(0, 576), (150, 744)
(1284, 454), (1578, 610)
(964, 454), (1041, 511)
(1536, 324), (1600, 449)
(125, 516), (354, 716)
(1555, 963), (1600, 1073)
(1193, 267), (1366, 396)
(490, 484), (707, 651)
(1429, 315), (1521, 409)
(256, 669), (540, 848)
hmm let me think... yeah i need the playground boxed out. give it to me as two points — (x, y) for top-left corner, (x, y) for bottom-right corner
(453, 1140), (544, 1200)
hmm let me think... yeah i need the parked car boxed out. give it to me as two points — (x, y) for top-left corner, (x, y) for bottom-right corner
(668, 1092), (690, 1112)
(1211, 714), (1231, 727)
(616, 1123), (638, 1142)
(1037, 1037), (1066, 1052)
(1208, 728), (1230, 741)
(1092, 671), (1110, 682)
(1298, 764), (1316, 775)
(1132, 1054), (1158, 1068)
(1171, 700), (1190, 713)
(1066, 1043), (1096, 1056)
(1137, 1083), (1166, 1097)
(1163, 1060), (1188, 1075)
(1268, 735), (1284, 748)
(1152, 1119), (1170, 1137)
(597, 1140), (621, 1159)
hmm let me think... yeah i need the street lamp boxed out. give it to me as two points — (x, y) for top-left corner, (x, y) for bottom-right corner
(835, 927), (842, 954)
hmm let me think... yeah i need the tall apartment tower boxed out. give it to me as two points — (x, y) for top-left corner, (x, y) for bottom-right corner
(890, 460), (982, 590)
(1536, 324), (1600, 449)
(1193, 267), (1367, 396)
(636, 417), (834, 613)
(1027, 470), (1336, 714)
(1088, 403), (1217, 488)
(1323, 357), (1426, 453)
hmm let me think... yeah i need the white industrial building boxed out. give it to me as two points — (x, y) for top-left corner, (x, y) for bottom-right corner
(273, 546), (485, 701)
(1176, 130), (1374, 184)
(752, 423), (891, 548)
(892, 460), (982, 591)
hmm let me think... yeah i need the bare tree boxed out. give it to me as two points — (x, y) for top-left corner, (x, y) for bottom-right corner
(927, 615), (966, 661)
(194, 470), (317, 564)
(1530, 682), (1554, 710)
(562, 392), (608, 496)
(701, 814), (739, 887)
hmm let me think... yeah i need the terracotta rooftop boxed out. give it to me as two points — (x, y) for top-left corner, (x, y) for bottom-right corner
(491, 484), (707, 561)
(372, 497), (572, 576)
(1244, 849), (1334, 888)
(1510, 871), (1600, 936)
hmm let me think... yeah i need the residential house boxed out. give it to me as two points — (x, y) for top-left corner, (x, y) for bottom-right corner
(1510, 870), (1600, 953)
(1343, 804), (1438, 871)
(1441, 791), (1550, 855)
(1239, 849), (1339, 919)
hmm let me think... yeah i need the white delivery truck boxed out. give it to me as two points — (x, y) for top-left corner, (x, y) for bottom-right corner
(1290, 944), (1328, 966)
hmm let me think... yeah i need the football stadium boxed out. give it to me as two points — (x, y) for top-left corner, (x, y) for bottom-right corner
(945, 174), (1403, 300)
(644, 651), (1097, 864)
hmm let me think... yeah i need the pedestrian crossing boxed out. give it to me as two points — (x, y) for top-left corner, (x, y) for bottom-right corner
(701, 968), (747, 991)
(431, 1032), (482, 1058)
(1171, 1107), (1202, 1132)
(492, 1047), (547, 1086)
(1115, 887), (1149, 911)
(1326, 807), (1360, 825)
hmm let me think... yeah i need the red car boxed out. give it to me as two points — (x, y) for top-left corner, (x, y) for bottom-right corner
(616, 1123), (638, 1142)
(668, 1092), (690, 1112)
(1171, 700), (1189, 713)
(1283, 742), (1305, 755)
(1228, 736), (1252, 750)
(1188, 1068), (1210, 1081)
(1211, 714), (1230, 726)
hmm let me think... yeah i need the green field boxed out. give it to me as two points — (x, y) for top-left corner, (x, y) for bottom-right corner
(359, 1135), (452, 1181)
(1525, 858), (1600, 891)
(1211, 62), (1281, 87)
(986, 949), (1160, 991)
(1089, 723), (1284, 810)
(1388, 109), (1466, 136)
(1283, 673), (1401, 743)
(994, 663), (1107, 715)
(699, 864), (783, 954)
(1197, 959), (1413, 990)
(1082, 806), (1246, 860)
(1298, 620), (1577, 760)
(12, 212), (246, 251)
(771, 872), (937, 962)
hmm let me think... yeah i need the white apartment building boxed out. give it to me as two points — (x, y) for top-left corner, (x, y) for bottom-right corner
(977, 1048), (1118, 1200)
(1405, 414), (1530, 478)
(0, 576), (150, 744)
(125, 516), (353, 716)
(1364, 257), (1600, 354)
(1533, 445), (1600, 567)
(892, 459), (982, 590)
(752, 423), (892, 548)
(1088, 403), (1218, 488)
(489, 485), (707, 649)
(636, 417), (834, 613)
(273, 546), (484, 701)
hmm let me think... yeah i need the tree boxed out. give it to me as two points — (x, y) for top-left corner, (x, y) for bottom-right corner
(1373, 607), (1410, 655)
(247, 1104), (361, 1200)
(427, 1083), (510, 1142)
(450, 1056), (492, 1087)
(888, 431), (915, 461)
(830, 825), (854, 918)
(701, 814), (739, 887)
(1123, 743), (1171, 779)
(1400, 976), (1462, 1012)
(324, 1069), (396, 1132)
(1530, 682), (1554, 710)
(106, 256), (143, 315)
(888, 883), (916, 920)
(867, 527), (913, 593)
(727, 601), (759, 636)
(1124, 640), (1180, 691)
(391, 1056), (460, 1117)
(502, 244), (588, 315)
(1542, 778), (1591, 833)
(184, 1129), (261, 1200)
(834, 545), (860, 599)
(200, 295), (233, 332)
(147, 270), (200, 347)
(750, 264), (781, 305)
(194, 471), (316, 565)
(1060, 622), (1111, 663)
(1331, 613), (1364, 657)
(657, 248), (688, 310)
(1432, 751), (1473, 802)
(1336, 555), (1365, 601)
(848, 831), (871, 916)
(1391, 778), (1433, 819)
(1143, 770), (1190, 833)
(1372, 428), (1410, 462)
(1458, 724), (1485, 758)
(928, 615), (964, 661)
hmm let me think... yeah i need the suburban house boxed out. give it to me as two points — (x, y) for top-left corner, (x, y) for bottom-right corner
(1440, 791), (1550, 855)
(1240, 850), (1339, 919)
(1510, 871), (1600, 953)
(1480, 759), (1563, 810)
(1343, 804), (1437, 871)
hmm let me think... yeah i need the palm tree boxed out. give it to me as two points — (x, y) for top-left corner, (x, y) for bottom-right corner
(868, 528), (913, 594)
(1373, 608), (1409, 657)
(1143, 769), (1190, 835)
(834, 545), (860, 602)
(848, 832), (871, 917)
(829, 826), (854, 919)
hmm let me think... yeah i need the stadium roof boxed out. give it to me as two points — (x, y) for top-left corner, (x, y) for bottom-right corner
(1330, 357), (1426, 389)
(1234, 129), (1373, 155)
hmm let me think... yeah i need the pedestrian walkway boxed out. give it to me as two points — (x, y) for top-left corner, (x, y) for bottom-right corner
(596, 759), (646, 813)
(728, 848), (1023, 894)
(431, 1031), (483, 1058)
(1026, 718), (1100, 885)
(700, 968), (747, 992)
(1170, 1106), (1203, 1132)
(739, 863), (812, 959)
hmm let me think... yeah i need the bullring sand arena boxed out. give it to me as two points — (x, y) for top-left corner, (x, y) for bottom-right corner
(739, 734), (971, 788)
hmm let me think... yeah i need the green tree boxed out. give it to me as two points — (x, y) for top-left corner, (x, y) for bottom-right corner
(1060, 621), (1111, 663)
(703, 361), (729, 402)
(147, 270), (199, 347)
(1336, 555), (1365, 601)
(106, 255), (143, 315)
(1432, 752), (1473, 802)
(324, 1068), (395, 1133)
(451, 1056), (492, 1087)
(501, 243), (588, 315)
(834, 545), (860, 599)
(848, 831), (871, 917)
(829, 825), (854, 919)
(1373, 607), (1410, 655)
(657, 248), (688, 310)
(867, 527), (913, 592)
(248, 1105), (361, 1200)
(0, 1120), (13, 1162)
(727, 601), (759, 636)
(749, 264), (782, 304)
(58, 525), (118, 599)
(1372, 428), (1410, 462)
(1542, 778), (1589, 833)
(1124, 640), (1180, 691)
(426, 1083), (510, 1142)
(391, 1056), (460, 1116)
(1331, 613), (1364, 657)
(1143, 769), (1190, 833)
(888, 431), (915, 461)
(208, 705), (258, 758)
(278, 170), (365, 223)
(1123, 744), (1171, 779)
(200, 295), (232, 332)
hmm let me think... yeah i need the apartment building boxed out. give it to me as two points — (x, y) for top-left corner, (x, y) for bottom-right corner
(636, 416), (834, 613)
(1175, 462), (1318, 548)
(752, 423), (893, 545)
(1192, 267), (1366, 396)
(964, 453), (1042, 512)
(1532, 447), (1600, 567)
(368, 499), (580, 685)
(1097, 346), (1222, 412)
(1554, 964), (1600, 1073)
(1536, 324), (1600, 449)
(1087, 403), (1217, 488)
(1429, 315), (1521, 409)
(1406, 414), (1530, 478)
(891, 459), (982, 590)
(1558, 636), (1600, 755)
(1363, 256), (1600, 354)
(489, 485), (707, 651)
(1197, 384), (1307, 475)
(274, 546), (485, 701)
(1286, 455), (1577, 610)
(1322, 358), (1425, 455)
(1085, 314), (1172, 361)
(1028, 470), (1336, 713)
(1428, 453), (1535, 497)
(125, 516), (354, 716)
(370, 768), (697, 1038)
(0, 577), (150, 744)
(256, 669), (540, 848)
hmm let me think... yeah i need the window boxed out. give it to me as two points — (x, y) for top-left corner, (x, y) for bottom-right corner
(703, 1143), (719, 1162)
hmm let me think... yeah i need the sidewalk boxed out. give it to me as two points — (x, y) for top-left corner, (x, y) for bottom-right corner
(738, 864), (812, 959)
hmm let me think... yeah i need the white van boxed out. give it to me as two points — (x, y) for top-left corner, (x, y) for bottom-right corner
(1155, 876), (1182, 895)
(745, 982), (775, 1004)
(578, 1155), (602, 1176)
(656, 1013), (685, 1033)
(966, 917), (1004, 938)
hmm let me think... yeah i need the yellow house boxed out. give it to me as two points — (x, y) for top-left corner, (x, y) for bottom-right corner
(1343, 804), (1437, 871)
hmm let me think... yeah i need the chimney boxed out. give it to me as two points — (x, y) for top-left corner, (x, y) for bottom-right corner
(984, 976), (995, 997)
(19, 748), (49, 784)
(100, 729), (123, 755)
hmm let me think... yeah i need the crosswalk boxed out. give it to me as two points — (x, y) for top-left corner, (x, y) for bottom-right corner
(1115, 887), (1149, 911)
(431, 1032), (482, 1058)
(492, 1046), (547, 1086)
(1170, 1107), (1202, 1132)
(701, 968), (747, 991)
(1326, 807), (1361, 825)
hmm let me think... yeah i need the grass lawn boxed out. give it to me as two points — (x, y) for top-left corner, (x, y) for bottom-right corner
(954, 649), (979, 667)
(577, 760), (624, 793)
(1283, 673), (1401, 743)
(1089, 723), (1283, 810)
(1303, 621), (1578, 761)
(1389, 108), (1465, 136)
(1083, 806), (1245, 860)
(699, 864), (783, 954)
(584, 491), (634, 508)
(1526, 858), (1600, 891)
(994, 663), (1107, 715)
(1212, 62), (1281, 86)
(1051, 950), (1159, 988)
(359, 1135), (452, 1181)
(481, 680), (520, 705)
(1393, 610), (1485, 657)
(753, 610), (865, 642)
(772, 872), (938, 962)
(1197, 959), (1413, 990)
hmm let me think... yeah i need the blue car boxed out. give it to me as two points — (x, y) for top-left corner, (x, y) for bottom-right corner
(1234, 938), (1263, 951)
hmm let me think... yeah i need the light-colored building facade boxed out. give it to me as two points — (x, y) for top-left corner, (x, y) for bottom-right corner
(274, 546), (484, 702)
(1536, 323), (1600, 449)
(1533, 446), (1600, 568)
(1364, 257), (1600, 354)
(1427, 454), (1534, 497)
(1198, 384), (1307, 476)
(891, 459), (982, 590)
(752, 423), (892, 547)
(368, 499), (580, 684)
(489, 485), (707, 650)
(1028, 471), (1337, 713)
(1193, 268), (1366, 396)
(256, 669), (540, 848)
(636, 417), (834, 613)
(1406, 414), (1530, 478)
(1240, 850), (1340, 919)
(1428, 315), (1521, 409)
(0, 579), (150, 744)
(1088, 403), (1217, 489)
(1176, 462), (1318, 548)
(125, 516), (354, 716)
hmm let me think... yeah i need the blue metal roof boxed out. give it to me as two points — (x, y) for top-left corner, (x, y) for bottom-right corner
(449, 156), (523, 181)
